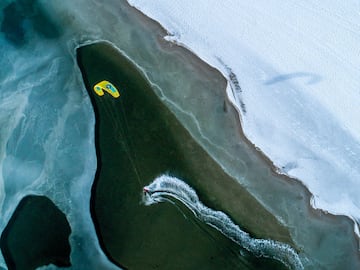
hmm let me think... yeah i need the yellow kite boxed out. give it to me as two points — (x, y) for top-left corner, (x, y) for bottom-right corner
(93, 80), (120, 98)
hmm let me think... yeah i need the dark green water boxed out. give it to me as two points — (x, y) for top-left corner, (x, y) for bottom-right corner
(77, 42), (288, 269)
(0, 195), (71, 270)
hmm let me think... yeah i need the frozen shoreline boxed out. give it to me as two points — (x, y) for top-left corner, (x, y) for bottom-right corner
(126, 1), (360, 234)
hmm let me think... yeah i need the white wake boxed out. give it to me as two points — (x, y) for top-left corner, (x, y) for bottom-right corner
(143, 175), (304, 270)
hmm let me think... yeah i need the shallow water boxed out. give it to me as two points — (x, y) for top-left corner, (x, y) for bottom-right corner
(0, 0), (358, 269)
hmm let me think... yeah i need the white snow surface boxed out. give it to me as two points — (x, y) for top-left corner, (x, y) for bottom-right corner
(127, 0), (360, 223)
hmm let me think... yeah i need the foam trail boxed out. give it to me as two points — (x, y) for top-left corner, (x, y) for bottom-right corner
(143, 175), (304, 270)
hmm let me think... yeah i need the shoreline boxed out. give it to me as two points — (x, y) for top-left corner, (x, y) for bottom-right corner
(126, 1), (360, 234)
(125, 2), (360, 247)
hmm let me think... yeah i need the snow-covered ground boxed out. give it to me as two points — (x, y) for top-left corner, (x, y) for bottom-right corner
(127, 0), (360, 227)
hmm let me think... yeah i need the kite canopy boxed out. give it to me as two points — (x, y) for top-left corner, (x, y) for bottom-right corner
(93, 80), (120, 98)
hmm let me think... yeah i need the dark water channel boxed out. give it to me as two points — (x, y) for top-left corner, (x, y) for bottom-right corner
(77, 42), (288, 270)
